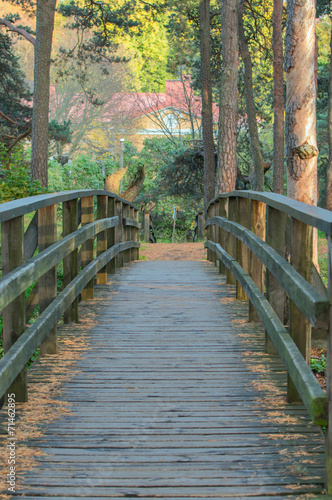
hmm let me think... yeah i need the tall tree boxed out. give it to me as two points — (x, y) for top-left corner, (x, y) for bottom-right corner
(272, 0), (284, 194)
(285, 0), (318, 205)
(238, 0), (265, 191)
(216, 0), (238, 193)
(30, 0), (57, 188)
(328, 23), (332, 210)
(199, 0), (215, 210)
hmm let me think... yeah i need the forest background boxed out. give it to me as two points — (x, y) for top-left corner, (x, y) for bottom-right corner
(0, 0), (331, 242)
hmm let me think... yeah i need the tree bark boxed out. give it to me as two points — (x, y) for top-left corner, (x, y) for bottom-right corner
(216, 0), (239, 193)
(272, 0), (284, 194)
(238, 0), (265, 192)
(285, 0), (318, 205)
(30, 0), (57, 188)
(326, 26), (332, 210)
(200, 0), (215, 210)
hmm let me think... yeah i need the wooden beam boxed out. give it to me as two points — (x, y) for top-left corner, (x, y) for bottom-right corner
(249, 200), (266, 321)
(287, 218), (313, 403)
(266, 206), (285, 355)
(115, 201), (123, 268)
(217, 199), (227, 274)
(81, 196), (95, 300)
(226, 197), (237, 285)
(38, 205), (57, 355)
(63, 199), (79, 323)
(237, 197), (250, 300)
(144, 211), (150, 243)
(97, 195), (108, 284)
(107, 197), (116, 274)
(1, 215), (27, 402)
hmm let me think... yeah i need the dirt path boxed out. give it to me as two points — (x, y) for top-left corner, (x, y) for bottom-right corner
(139, 242), (206, 261)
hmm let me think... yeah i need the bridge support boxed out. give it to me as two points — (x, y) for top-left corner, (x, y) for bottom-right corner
(81, 196), (95, 300)
(97, 195), (108, 285)
(107, 198), (116, 274)
(63, 199), (79, 323)
(237, 197), (250, 301)
(226, 197), (237, 285)
(38, 205), (58, 354)
(249, 200), (266, 322)
(1, 215), (27, 401)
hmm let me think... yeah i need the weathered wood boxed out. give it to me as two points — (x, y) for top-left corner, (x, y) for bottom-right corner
(26, 282), (39, 322)
(211, 202), (217, 265)
(38, 205), (57, 355)
(266, 206), (285, 355)
(24, 211), (38, 260)
(0, 241), (138, 400)
(123, 204), (131, 263)
(0, 219), (118, 314)
(115, 201), (123, 268)
(1, 216), (27, 401)
(81, 196), (94, 300)
(250, 201), (266, 321)
(287, 218), (313, 403)
(226, 197), (237, 285)
(97, 195), (108, 285)
(237, 197), (250, 300)
(217, 199), (227, 274)
(207, 240), (327, 426)
(3, 260), (325, 498)
(144, 211), (150, 243)
(133, 209), (139, 260)
(107, 197), (116, 274)
(206, 216), (328, 326)
(63, 199), (79, 323)
(197, 212), (204, 239)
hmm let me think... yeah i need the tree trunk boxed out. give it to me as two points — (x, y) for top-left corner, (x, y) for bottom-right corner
(30, 0), (57, 188)
(216, 0), (239, 193)
(285, 0), (318, 205)
(238, 0), (265, 191)
(200, 0), (215, 210)
(272, 0), (284, 194)
(326, 26), (332, 210)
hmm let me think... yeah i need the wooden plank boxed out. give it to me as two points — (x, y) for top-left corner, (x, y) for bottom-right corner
(81, 195), (95, 300)
(249, 200), (266, 322)
(1, 215), (27, 401)
(63, 199), (78, 323)
(107, 197), (116, 274)
(287, 217), (313, 403)
(115, 200), (123, 268)
(217, 198), (227, 274)
(38, 204), (57, 354)
(226, 197), (237, 285)
(237, 197), (250, 300)
(96, 195), (108, 284)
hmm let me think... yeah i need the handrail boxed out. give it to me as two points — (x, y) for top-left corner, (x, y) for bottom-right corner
(205, 191), (332, 493)
(0, 189), (140, 404)
(208, 190), (332, 235)
(0, 189), (138, 223)
(206, 216), (328, 327)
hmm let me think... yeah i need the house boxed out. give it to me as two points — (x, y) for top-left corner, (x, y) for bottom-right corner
(102, 76), (219, 151)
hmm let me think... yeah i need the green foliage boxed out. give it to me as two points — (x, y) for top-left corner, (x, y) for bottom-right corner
(49, 119), (72, 145)
(310, 354), (326, 374)
(0, 145), (46, 203)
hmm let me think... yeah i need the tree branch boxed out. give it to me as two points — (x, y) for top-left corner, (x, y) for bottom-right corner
(7, 126), (32, 153)
(0, 19), (35, 45)
(0, 110), (17, 125)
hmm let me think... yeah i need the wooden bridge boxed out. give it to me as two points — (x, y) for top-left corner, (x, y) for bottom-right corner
(0, 189), (331, 498)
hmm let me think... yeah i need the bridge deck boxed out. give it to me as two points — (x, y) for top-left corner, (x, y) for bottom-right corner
(1, 261), (326, 498)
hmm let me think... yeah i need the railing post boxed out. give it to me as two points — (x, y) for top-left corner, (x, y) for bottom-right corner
(226, 196), (237, 285)
(97, 195), (108, 285)
(287, 218), (313, 402)
(217, 198), (227, 274)
(197, 212), (204, 239)
(38, 205), (58, 354)
(134, 208), (139, 260)
(81, 195), (95, 300)
(237, 197), (250, 300)
(207, 204), (213, 262)
(63, 199), (79, 323)
(115, 200), (124, 268)
(107, 197), (116, 274)
(144, 210), (150, 243)
(1, 216), (27, 401)
(326, 235), (332, 493)
(266, 206), (285, 355)
(210, 202), (217, 265)
(249, 200), (266, 322)
(123, 204), (131, 263)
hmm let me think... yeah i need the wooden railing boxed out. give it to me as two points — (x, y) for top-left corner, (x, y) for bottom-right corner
(0, 190), (139, 404)
(205, 190), (332, 492)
